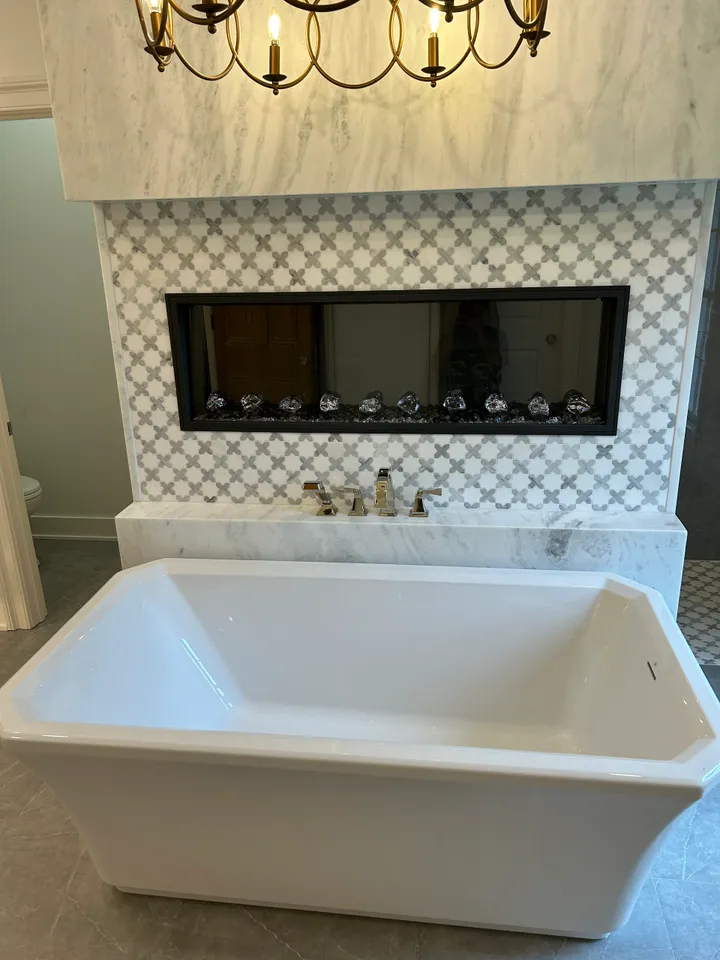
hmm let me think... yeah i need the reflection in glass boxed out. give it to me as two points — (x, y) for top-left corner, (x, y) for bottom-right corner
(169, 291), (626, 433)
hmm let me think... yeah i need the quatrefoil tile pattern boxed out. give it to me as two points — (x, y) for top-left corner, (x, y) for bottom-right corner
(100, 181), (705, 510)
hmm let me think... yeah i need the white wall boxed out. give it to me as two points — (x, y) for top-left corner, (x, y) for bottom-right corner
(0, 0), (51, 119)
(0, 119), (131, 538)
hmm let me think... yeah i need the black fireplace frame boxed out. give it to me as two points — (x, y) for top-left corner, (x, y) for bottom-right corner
(166, 286), (629, 436)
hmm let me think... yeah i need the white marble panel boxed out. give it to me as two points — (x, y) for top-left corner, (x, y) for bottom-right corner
(37, 0), (720, 201)
(116, 503), (687, 614)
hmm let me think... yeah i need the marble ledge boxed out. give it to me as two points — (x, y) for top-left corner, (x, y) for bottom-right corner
(116, 502), (687, 615)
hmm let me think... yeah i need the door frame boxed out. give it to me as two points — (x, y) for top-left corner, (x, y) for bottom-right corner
(0, 372), (45, 630)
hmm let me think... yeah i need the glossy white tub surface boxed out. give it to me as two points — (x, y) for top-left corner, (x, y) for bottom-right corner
(1, 560), (719, 939)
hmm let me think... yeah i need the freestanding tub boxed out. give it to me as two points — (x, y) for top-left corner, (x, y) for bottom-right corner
(1, 560), (719, 939)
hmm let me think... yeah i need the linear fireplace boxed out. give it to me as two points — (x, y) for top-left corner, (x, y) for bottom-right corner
(168, 286), (628, 435)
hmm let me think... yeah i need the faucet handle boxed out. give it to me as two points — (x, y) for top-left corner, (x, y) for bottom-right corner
(302, 480), (338, 516)
(409, 487), (443, 518)
(341, 486), (368, 517)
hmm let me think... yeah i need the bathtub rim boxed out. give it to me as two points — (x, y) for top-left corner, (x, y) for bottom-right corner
(1, 559), (719, 794)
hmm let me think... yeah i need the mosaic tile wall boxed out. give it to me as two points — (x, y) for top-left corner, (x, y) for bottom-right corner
(100, 182), (704, 510)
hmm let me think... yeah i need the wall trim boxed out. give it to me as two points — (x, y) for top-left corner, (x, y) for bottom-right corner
(0, 375), (46, 630)
(0, 75), (51, 120)
(31, 514), (118, 541)
(93, 204), (143, 501)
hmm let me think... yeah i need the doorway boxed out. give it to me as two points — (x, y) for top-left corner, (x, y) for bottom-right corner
(0, 118), (132, 541)
(0, 118), (131, 629)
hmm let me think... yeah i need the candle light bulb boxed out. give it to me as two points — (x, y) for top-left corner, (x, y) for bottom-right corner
(428, 6), (441, 35)
(268, 8), (281, 42)
(147, 0), (162, 12)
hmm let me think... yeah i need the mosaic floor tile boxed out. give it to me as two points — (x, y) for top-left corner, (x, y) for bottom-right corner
(677, 560), (720, 665)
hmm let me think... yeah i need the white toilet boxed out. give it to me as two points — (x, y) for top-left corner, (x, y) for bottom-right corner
(21, 476), (42, 517)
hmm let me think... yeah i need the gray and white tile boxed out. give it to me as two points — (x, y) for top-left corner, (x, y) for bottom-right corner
(99, 182), (706, 513)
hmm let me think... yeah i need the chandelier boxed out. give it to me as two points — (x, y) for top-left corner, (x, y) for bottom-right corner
(135, 0), (549, 92)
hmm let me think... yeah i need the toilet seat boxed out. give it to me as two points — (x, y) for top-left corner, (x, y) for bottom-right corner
(21, 476), (42, 503)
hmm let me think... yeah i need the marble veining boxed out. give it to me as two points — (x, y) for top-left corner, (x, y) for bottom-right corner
(116, 502), (687, 613)
(36, 0), (720, 201)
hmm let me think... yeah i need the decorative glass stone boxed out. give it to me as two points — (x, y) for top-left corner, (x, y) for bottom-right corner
(563, 389), (592, 416)
(397, 390), (421, 416)
(443, 388), (467, 413)
(528, 391), (550, 418)
(484, 392), (508, 415)
(206, 391), (231, 414)
(240, 393), (264, 414)
(279, 395), (303, 414)
(359, 390), (383, 415)
(319, 391), (341, 413)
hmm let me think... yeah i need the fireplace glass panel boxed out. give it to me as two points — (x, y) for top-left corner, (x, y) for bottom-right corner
(168, 288), (628, 435)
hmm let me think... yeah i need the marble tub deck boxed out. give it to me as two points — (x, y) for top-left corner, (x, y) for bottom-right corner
(0, 540), (719, 959)
(116, 503), (688, 615)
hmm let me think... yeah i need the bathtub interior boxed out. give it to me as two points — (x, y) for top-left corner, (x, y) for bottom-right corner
(5, 563), (714, 762)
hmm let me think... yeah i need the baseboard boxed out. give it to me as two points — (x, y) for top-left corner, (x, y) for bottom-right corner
(0, 76), (52, 120)
(30, 515), (117, 541)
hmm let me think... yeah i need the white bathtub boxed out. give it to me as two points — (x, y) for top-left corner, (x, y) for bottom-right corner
(1, 560), (719, 939)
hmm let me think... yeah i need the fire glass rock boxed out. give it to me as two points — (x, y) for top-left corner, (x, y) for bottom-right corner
(319, 391), (341, 413)
(443, 389), (467, 413)
(359, 390), (384, 415)
(206, 391), (231, 414)
(397, 391), (421, 416)
(240, 393), (264, 415)
(528, 391), (550, 418)
(279, 395), (303, 414)
(563, 389), (592, 416)
(484, 392), (508, 415)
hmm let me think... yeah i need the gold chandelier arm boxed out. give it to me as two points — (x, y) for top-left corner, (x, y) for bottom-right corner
(389, 1), (478, 84)
(229, 10), (317, 90)
(172, 8), (239, 80)
(169, 0), (244, 28)
(303, 2), (399, 89)
(415, 0), (487, 15)
(284, 0), (363, 12)
(138, 0), (549, 86)
(467, 30), (523, 69)
(503, 0), (548, 30)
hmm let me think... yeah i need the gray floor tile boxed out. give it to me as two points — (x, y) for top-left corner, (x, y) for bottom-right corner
(655, 878), (720, 960)
(555, 879), (673, 959)
(1, 781), (78, 853)
(0, 751), (46, 842)
(164, 903), (420, 960)
(41, 852), (181, 960)
(0, 838), (84, 957)
(418, 922), (565, 959)
(653, 787), (720, 883)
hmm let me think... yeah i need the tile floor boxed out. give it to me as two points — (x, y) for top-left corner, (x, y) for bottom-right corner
(677, 561), (720, 665)
(0, 540), (719, 959)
